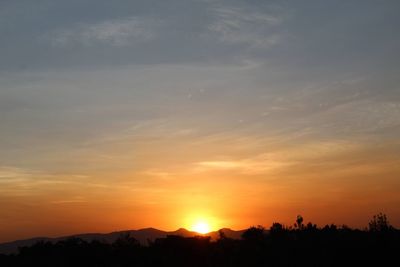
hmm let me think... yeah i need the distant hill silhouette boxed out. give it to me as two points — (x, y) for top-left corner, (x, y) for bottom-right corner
(1, 214), (398, 266)
(0, 227), (246, 254)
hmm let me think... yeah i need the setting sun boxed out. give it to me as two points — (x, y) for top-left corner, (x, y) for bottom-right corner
(192, 221), (211, 234)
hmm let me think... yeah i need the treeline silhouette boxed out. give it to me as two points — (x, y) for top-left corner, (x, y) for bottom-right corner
(0, 213), (399, 267)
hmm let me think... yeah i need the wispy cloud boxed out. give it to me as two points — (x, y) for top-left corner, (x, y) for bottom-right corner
(0, 166), (101, 197)
(50, 196), (87, 205)
(0, 166), (30, 179)
(48, 17), (160, 47)
(208, 6), (283, 48)
(190, 137), (370, 175)
(195, 155), (291, 175)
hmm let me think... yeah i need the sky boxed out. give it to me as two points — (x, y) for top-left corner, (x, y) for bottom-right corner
(0, 0), (400, 242)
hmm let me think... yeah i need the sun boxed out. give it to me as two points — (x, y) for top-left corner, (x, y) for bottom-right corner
(192, 220), (211, 234)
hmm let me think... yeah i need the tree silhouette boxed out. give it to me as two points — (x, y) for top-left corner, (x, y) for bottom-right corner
(270, 222), (284, 233)
(1, 215), (398, 267)
(295, 215), (304, 230)
(218, 229), (227, 240)
(241, 225), (265, 242)
(368, 212), (393, 232)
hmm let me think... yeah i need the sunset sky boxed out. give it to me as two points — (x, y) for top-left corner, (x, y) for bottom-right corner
(1, 0), (400, 243)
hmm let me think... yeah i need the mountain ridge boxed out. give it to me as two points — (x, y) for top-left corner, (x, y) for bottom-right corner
(0, 227), (247, 255)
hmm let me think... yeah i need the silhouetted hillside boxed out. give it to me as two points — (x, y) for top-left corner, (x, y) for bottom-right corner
(0, 227), (245, 255)
(0, 214), (399, 267)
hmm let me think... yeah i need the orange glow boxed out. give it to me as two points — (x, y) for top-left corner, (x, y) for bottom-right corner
(0, 137), (400, 243)
(192, 220), (211, 234)
(183, 213), (221, 234)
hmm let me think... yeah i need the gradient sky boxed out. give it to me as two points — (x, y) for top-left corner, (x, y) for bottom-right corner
(1, 0), (400, 242)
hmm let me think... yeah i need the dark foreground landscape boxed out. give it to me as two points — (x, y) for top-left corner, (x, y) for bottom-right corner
(0, 214), (399, 267)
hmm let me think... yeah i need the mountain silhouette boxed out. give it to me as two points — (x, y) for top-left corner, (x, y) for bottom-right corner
(0, 227), (246, 254)
(1, 215), (398, 267)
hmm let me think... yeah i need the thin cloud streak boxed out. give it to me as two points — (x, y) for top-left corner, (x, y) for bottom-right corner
(47, 17), (160, 47)
(208, 6), (284, 48)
